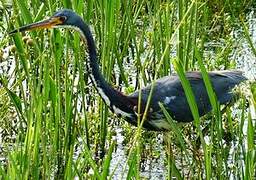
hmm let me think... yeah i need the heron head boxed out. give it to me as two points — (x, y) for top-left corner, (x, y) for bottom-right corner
(9, 9), (82, 34)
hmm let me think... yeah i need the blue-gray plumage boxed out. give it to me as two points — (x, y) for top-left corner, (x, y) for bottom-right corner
(9, 9), (247, 131)
(128, 71), (246, 130)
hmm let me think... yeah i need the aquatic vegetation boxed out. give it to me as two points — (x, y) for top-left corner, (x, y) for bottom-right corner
(0, 0), (255, 179)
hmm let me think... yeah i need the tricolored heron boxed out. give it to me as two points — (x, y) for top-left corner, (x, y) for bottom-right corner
(10, 9), (247, 131)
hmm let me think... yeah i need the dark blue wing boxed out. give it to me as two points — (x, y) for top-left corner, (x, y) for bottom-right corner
(128, 70), (246, 122)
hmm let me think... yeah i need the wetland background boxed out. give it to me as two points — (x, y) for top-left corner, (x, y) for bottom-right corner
(0, 0), (256, 179)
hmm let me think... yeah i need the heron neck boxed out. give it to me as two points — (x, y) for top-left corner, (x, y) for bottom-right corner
(79, 23), (134, 115)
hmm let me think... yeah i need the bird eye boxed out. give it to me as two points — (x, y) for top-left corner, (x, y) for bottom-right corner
(59, 16), (67, 22)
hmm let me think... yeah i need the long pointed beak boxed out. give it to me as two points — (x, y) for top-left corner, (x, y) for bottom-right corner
(9, 17), (63, 35)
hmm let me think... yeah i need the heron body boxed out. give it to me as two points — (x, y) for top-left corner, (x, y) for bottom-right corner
(10, 9), (247, 131)
(127, 71), (246, 130)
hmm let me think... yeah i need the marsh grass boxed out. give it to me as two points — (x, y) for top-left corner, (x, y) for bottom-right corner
(0, 0), (255, 179)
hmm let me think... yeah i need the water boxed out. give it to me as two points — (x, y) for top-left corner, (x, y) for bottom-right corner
(110, 127), (166, 180)
(233, 10), (256, 121)
(234, 10), (256, 81)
